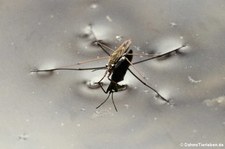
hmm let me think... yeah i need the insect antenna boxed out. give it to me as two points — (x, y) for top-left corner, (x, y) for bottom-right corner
(94, 41), (111, 56)
(87, 24), (114, 55)
(111, 92), (118, 112)
(96, 92), (111, 110)
(96, 91), (118, 112)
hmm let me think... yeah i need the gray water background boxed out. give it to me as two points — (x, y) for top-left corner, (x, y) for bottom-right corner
(0, 0), (225, 148)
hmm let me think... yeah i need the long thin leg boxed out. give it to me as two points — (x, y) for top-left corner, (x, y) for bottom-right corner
(96, 92), (111, 109)
(88, 24), (113, 56)
(128, 68), (170, 103)
(124, 57), (147, 80)
(97, 41), (186, 66)
(111, 92), (118, 112)
(133, 45), (186, 65)
(31, 66), (107, 72)
(76, 56), (109, 65)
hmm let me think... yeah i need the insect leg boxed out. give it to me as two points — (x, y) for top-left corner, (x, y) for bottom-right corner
(124, 57), (147, 80)
(31, 66), (107, 73)
(128, 68), (170, 103)
(76, 56), (109, 65)
(133, 45), (186, 65)
(96, 92), (111, 109)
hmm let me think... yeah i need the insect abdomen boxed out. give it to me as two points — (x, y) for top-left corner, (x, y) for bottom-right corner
(111, 49), (133, 83)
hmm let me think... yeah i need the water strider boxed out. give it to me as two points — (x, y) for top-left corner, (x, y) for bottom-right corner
(96, 49), (133, 111)
(32, 39), (186, 111)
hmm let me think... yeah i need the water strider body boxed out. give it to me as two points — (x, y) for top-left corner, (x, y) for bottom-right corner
(32, 38), (186, 111)
(96, 49), (133, 111)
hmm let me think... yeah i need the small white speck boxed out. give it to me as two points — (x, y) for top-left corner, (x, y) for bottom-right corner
(61, 122), (64, 126)
(144, 77), (149, 80)
(154, 117), (158, 121)
(80, 108), (86, 111)
(180, 36), (184, 39)
(76, 123), (81, 127)
(48, 100), (52, 104)
(170, 22), (177, 27)
(106, 15), (112, 22)
(131, 115), (136, 118)
(90, 4), (98, 9)
(124, 104), (129, 109)
(25, 119), (30, 122)
(55, 111), (58, 114)
(144, 90), (149, 93)
(50, 15), (54, 18)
